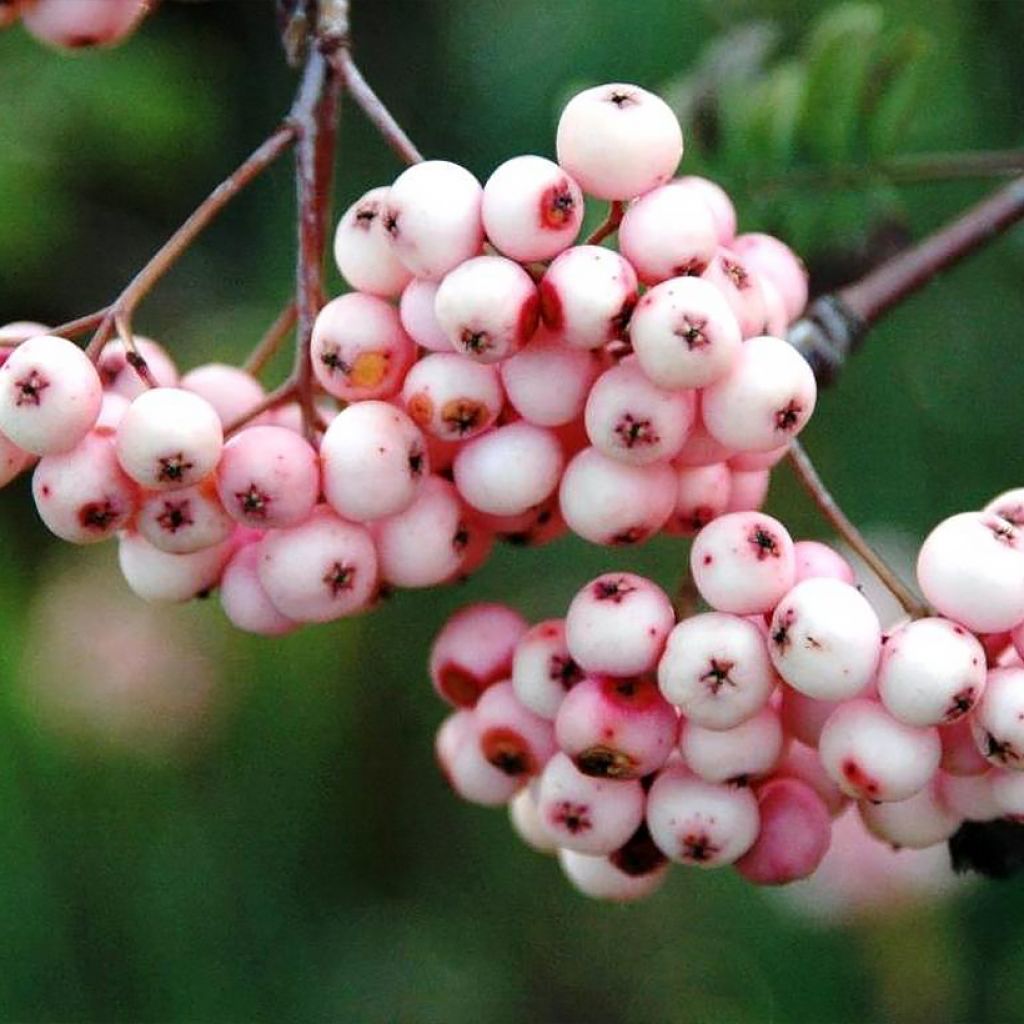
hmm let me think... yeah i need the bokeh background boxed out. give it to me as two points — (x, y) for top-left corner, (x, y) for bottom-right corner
(2, 0), (1024, 1020)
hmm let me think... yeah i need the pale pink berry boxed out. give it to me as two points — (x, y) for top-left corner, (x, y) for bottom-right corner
(137, 480), (234, 555)
(732, 232), (809, 322)
(556, 675), (678, 779)
(372, 475), (470, 588)
(180, 363), (265, 427)
(385, 161), (484, 281)
(452, 516), (495, 580)
(680, 705), (784, 784)
(537, 752), (645, 854)
(691, 511), (796, 615)
(675, 176), (736, 244)
(0, 334), (102, 455)
(618, 182), (718, 283)
(398, 279), (451, 352)
(629, 276), (742, 390)
(557, 844), (669, 903)
(701, 335), (816, 452)
(0, 430), (32, 488)
(646, 762), (759, 867)
(565, 572), (674, 677)
(819, 698), (941, 802)
(474, 680), (557, 781)
(320, 402), (426, 522)
(984, 487), (1024, 527)
(508, 785), (558, 854)
(115, 387), (222, 490)
(725, 468), (770, 514)
(32, 431), (138, 543)
(97, 336), (179, 399)
(22, 0), (148, 48)
(475, 494), (566, 548)
(511, 619), (582, 720)
(429, 602), (528, 708)
(434, 255), (539, 363)
(658, 612), (775, 730)
(673, 405), (738, 467)
(402, 353), (503, 441)
(736, 778), (831, 885)
(769, 578), (882, 701)
(117, 531), (233, 603)
(333, 186), (413, 298)
(780, 685), (840, 749)
(916, 512), (1024, 633)
(539, 246), (638, 350)
(772, 741), (849, 817)
(219, 541), (297, 636)
(701, 248), (767, 338)
(0, 321), (49, 345)
(257, 506), (377, 623)
(556, 83), (683, 200)
(482, 155), (584, 262)
(729, 444), (790, 472)
(939, 770), (1001, 822)
(971, 666), (1024, 770)
(584, 356), (695, 466)
(940, 716), (991, 776)
(216, 425), (319, 529)
(436, 711), (521, 807)
(990, 769), (1024, 821)
(876, 617), (986, 727)
(757, 276), (789, 337)
(311, 293), (415, 401)
(559, 446), (675, 545)
(793, 540), (855, 584)
(500, 328), (599, 427)
(665, 462), (731, 536)
(453, 422), (563, 517)
(859, 779), (961, 849)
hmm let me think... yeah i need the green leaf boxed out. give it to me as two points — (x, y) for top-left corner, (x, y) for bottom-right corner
(865, 27), (933, 157)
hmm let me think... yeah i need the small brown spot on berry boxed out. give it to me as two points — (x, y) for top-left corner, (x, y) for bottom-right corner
(575, 745), (638, 779)
(157, 500), (193, 534)
(14, 370), (48, 406)
(157, 453), (194, 483)
(323, 561), (355, 597)
(749, 525), (780, 560)
(593, 577), (637, 603)
(236, 483), (271, 519)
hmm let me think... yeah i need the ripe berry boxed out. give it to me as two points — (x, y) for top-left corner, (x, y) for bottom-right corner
(179, 363), (265, 427)
(679, 705), (784, 784)
(858, 779), (961, 849)
(333, 186), (413, 298)
(772, 740), (849, 817)
(508, 785), (558, 854)
(725, 468), (770, 514)
(436, 711), (521, 807)
(0, 429), (31, 489)
(674, 176), (736, 244)
(780, 685), (840, 749)
(792, 539), (855, 584)
(732, 232), (809, 322)
(971, 666), (1024, 770)
(557, 845), (669, 903)
(940, 716), (991, 776)
(398, 279), (451, 353)
(474, 681), (557, 779)
(22, 0), (149, 49)
(117, 530), (233, 603)
(511, 619), (582, 720)
(99, 337), (179, 399)
(665, 462), (732, 536)
(137, 479), (234, 555)
(701, 248), (767, 339)
(219, 541), (297, 637)
(402, 352), (503, 441)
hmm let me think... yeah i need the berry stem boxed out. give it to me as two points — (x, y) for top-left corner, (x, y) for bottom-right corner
(223, 379), (300, 437)
(243, 302), (299, 377)
(585, 201), (624, 246)
(47, 308), (111, 340)
(786, 439), (929, 618)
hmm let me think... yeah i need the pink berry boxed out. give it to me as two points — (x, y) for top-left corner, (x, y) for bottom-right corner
(0, 429), (32, 488)
(990, 770), (1024, 821)
(939, 771), (1001, 822)
(257, 506), (378, 623)
(98, 336), (179, 399)
(679, 705), (784, 784)
(556, 83), (683, 200)
(538, 246), (638, 350)
(559, 446), (675, 545)
(0, 321), (49, 345)
(402, 353), (503, 441)
(675, 176), (736, 244)
(508, 786), (558, 854)
(180, 363), (265, 427)
(940, 716), (991, 776)
(385, 160), (484, 281)
(398, 279), (451, 352)
(732, 232), (809, 322)
(971, 666), (1024, 770)
(22, 0), (148, 48)
(137, 479), (234, 554)
(482, 155), (584, 262)
(792, 540), (855, 584)
(769, 578), (882, 701)
(434, 255), (539, 363)
(320, 401), (427, 522)
(556, 675), (678, 779)
(557, 844), (669, 902)
(673, 405), (738, 467)
(772, 741), (849, 817)
(474, 680), (557, 780)
(219, 541), (297, 636)
(565, 572), (674, 677)
(117, 531), (233, 603)
(780, 685), (840, 749)
(690, 511), (796, 615)
(735, 778), (831, 885)
(311, 293), (415, 401)
(858, 778), (961, 849)
(725, 468), (770, 514)
(701, 248), (767, 338)
(0, 334), (102, 455)
(511, 619), (582, 720)
(436, 711), (521, 807)
(333, 186), (413, 298)
(428, 602), (528, 708)
(984, 487), (1024, 527)
(819, 698), (941, 802)
(658, 612), (775, 730)
(665, 462), (731, 536)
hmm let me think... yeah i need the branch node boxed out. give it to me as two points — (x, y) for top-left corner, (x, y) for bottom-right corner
(786, 295), (867, 387)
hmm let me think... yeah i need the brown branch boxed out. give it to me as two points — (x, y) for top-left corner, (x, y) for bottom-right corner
(243, 302), (298, 377)
(48, 308), (110, 340)
(585, 201), (624, 246)
(786, 439), (929, 618)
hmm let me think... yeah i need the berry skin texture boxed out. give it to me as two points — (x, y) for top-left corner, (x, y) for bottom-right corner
(971, 667), (1024, 770)
(675, 176), (737, 244)
(257, 506), (378, 623)
(511, 618), (581, 720)
(0, 430), (32, 489)
(735, 778), (831, 885)
(482, 155), (585, 262)
(216, 425), (320, 529)
(116, 387), (223, 490)
(22, 0), (149, 49)
(539, 246), (638, 350)
(0, 334), (102, 455)
(453, 422), (563, 517)
(320, 402), (427, 522)
(773, 741), (849, 817)
(219, 541), (297, 637)
(690, 511), (796, 615)
(780, 685), (840, 749)
(858, 779), (962, 850)
(509, 786), (558, 854)
(792, 540), (855, 584)
(665, 462), (732, 537)
(179, 363), (265, 427)
(434, 255), (539, 364)
(311, 293), (415, 402)
(136, 480), (234, 555)
(940, 770), (1002, 822)
(556, 83), (683, 200)
(99, 337), (179, 400)
(657, 612), (775, 730)
(402, 353), (503, 441)
(333, 186), (413, 298)
(565, 572), (674, 677)
(818, 699), (941, 802)
(384, 160), (484, 281)
(679, 705), (784, 784)
(701, 335), (817, 452)
(725, 468), (770, 514)
(916, 511), (1024, 633)
(768, 578), (882, 701)
(399, 279), (451, 352)
(731, 232), (809, 323)
(984, 487), (1024, 527)
(876, 617), (987, 727)
(701, 248), (767, 339)
(428, 602), (528, 708)
(474, 681), (557, 780)
(940, 716), (991, 777)
(646, 762), (760, 867)
(557, 846), (669, 903)
(436, 711), (521, 807)
(117, 531), (234, 603)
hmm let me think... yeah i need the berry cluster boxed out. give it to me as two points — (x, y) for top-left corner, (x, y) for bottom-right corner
(431, 496), (1024, 903)
(1, 0), (151, 49)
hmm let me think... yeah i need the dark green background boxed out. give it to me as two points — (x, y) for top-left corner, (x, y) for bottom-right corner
(1, 0), (1023, 1020)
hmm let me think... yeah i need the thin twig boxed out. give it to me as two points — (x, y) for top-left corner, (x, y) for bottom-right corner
(48, 308), (110, 339)
(786, 439), (929, 618)
(243, 302), (298, 377)
(586, 201), (624, 246)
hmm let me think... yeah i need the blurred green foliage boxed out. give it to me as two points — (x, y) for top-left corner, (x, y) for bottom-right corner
(1, 0), (1024, 1020)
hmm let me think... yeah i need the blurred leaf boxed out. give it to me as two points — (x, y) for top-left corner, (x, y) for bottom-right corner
(865, 27), (933, 156)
